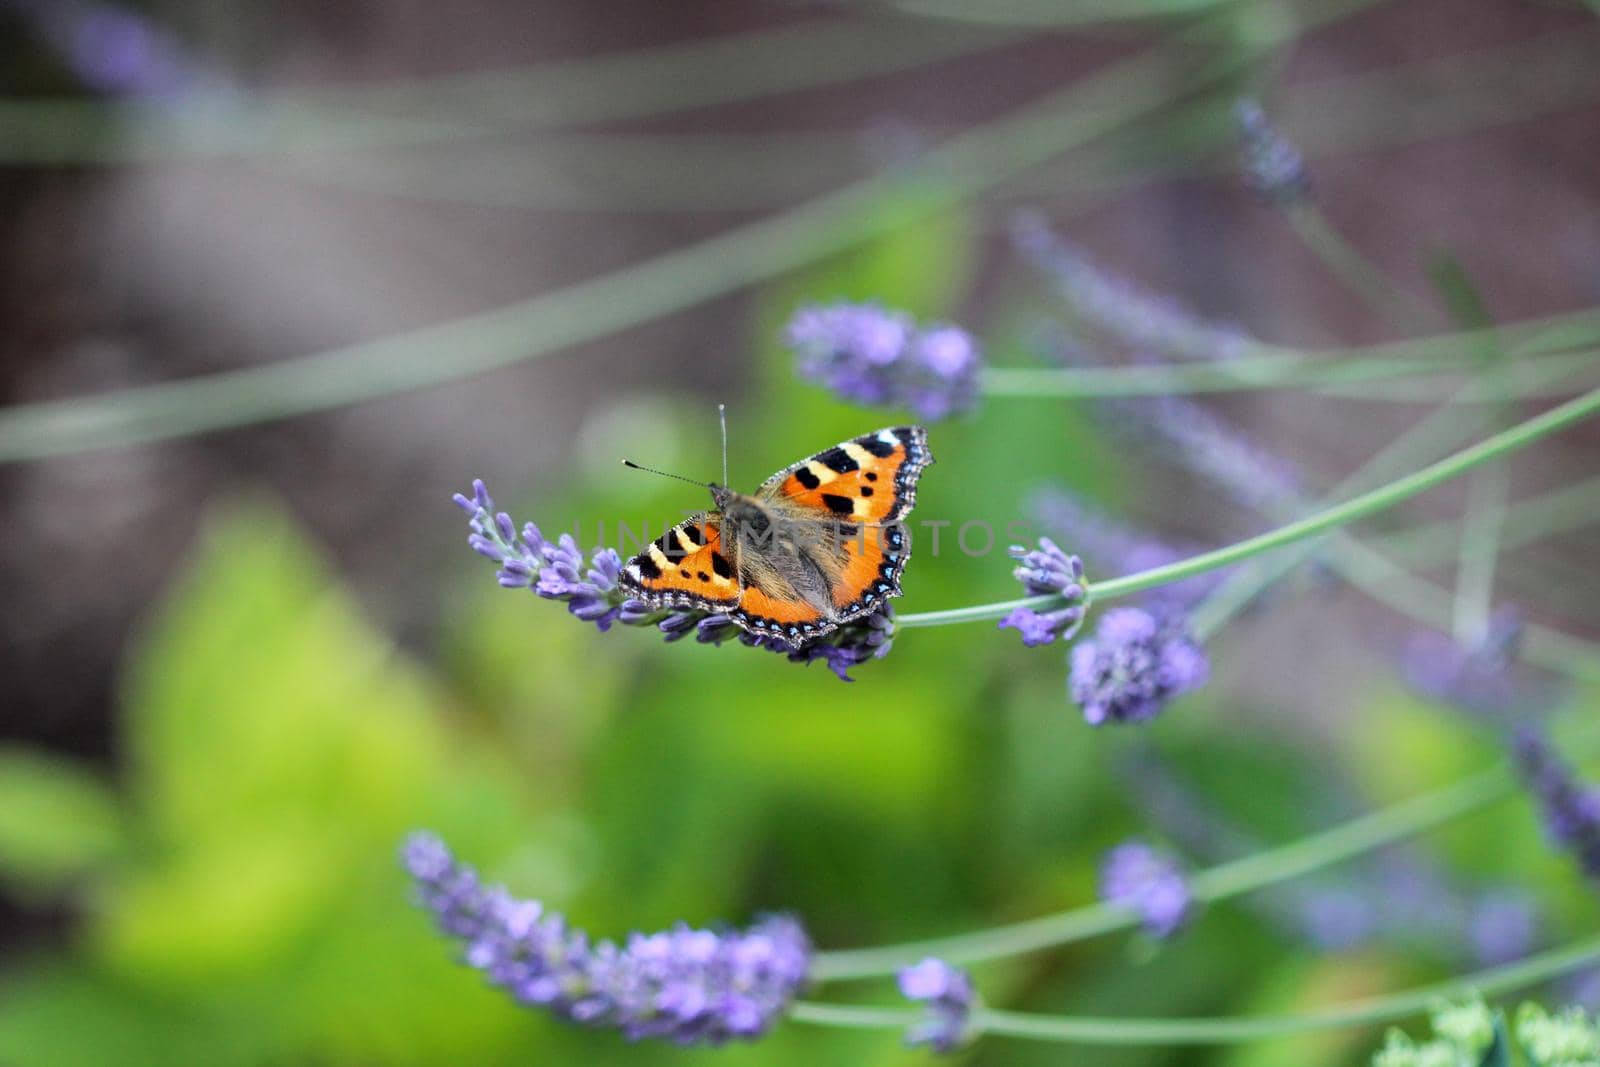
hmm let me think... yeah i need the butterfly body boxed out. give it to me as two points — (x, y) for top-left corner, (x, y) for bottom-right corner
(619, 426), (933, 648)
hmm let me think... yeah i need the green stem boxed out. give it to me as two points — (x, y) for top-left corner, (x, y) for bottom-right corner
(1324, 534), (1600, 681)
(268, 31), (1600, 215)
(1379, 474), (1600, 566)
(0, 2), (1369, 464)
(1285, 204), (1438, 332)
(1453, 450), (1510, 642)
(0, 21), (1029, 162)
(980, 346), (1599, 401)
(1187, 360), (1526, 639)
(897, 385), (1600, 629)
(795, 937), (1600, 1044)
(811, 766), (1509, 980)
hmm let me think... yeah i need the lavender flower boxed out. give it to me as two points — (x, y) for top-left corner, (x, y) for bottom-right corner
(1099, 841), (1193, 938)
(998, 538), (1089, 647)
(1297, 887), (1377, 951)
(1513, 726), (1600, 881)
(6, 0), (194, 95)
(897, 958), (976, 1053)
(1402, 610), (1549, 718)
(403, 832), (811, 1045)
(455, 479), (893, 680)
(455, 479), (624, 632)
(1234, 99), (1311, 206)
(1119, 394), (1303, 513)
(1069, 607), (1208, 725)
(1011, 212), (1255, 363)
(787, 302), (980, 420)
(1468, 889), (1539, 967)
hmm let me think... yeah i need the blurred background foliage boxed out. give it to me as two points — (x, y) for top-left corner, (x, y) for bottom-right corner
(0, 0), (1597, 1065)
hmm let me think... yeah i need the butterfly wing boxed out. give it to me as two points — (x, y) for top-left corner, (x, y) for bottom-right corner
(756, 425), (932, 625)
(758, 425), (933, 526)
(618, 512), (741, 611)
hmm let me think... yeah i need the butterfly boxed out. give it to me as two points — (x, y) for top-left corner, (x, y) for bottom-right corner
(618, 426), (933, 648)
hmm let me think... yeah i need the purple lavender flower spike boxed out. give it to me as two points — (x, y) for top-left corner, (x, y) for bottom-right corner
(1069, 607), (1208, 725)
(999, 606), (1071, 648)
(1468, 888), (1539, 967)
(403, 832), (812, 1045)
(793, 604), (896, 681)
(1297, 886), (1376, 951)
(1402, 609), (1551, 719)
(1100, 840), (1193, 939)
(1137, 395), (1303, 513)
(13, 0), (196, 96)
(1010, 212), (1254, 363)
(1513, 726), (1600, 882)
(787, 302), (981, 420)
(897, 958), (976, 1053)
(998, 538), (1089, 647)
(1234, 99), (1311, 207)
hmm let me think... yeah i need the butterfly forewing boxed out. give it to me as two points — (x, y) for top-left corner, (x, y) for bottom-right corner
(758, 426), (931, 526)
(618, 512), (740, 610)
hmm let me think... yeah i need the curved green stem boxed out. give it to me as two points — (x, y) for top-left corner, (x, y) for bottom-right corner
(0, 22), (1027, 163)
(1382, 474), (1600, 567)
(795, 936), (1600, 1044)
(981, 346), (1599, 400)
(811, 765), (1509, 980)
(897, 385), (1600, 629)
(1285, 202), (1439, 332)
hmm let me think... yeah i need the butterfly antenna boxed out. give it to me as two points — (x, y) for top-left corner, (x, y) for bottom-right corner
(621, 459), (713, 489)
(718, 403), (729, 487)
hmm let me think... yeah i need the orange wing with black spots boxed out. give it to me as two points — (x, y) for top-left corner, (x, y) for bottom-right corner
(618, 512), (741, 611)
(732, 583), (829, 634)
(759, 426), (932, 526)
(829, 521), (910, 622)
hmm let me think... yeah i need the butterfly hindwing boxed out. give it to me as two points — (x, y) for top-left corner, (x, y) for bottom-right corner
(618, 511), (741, 611)
(829, 519), (911, 622)
(758, 426), (932, 526)
(729, 582), (831, 645)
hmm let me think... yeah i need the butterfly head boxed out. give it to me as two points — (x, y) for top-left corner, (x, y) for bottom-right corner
(711, 485), (772, 533)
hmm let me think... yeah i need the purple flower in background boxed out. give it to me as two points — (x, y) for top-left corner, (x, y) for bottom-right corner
(403, 833), (812, 1045)
(1100, 841), (1193, 938)
(1513, 726), (1600, 882)
(788, 302), (981, 420)
(1468, 889), (1539, 967)
(6, 0), (194, 94)
(1069, 607), (1208, 725)
(897, 958), (976, 1053)
(1298, 887), (1377, 951)
(1234, 99), (1311, 206)
(1010, 212), (1254, 363)
(998, 537), (1088, 647)
(1402, 610), (1549, 718)
(1126, 394), (1303, 513)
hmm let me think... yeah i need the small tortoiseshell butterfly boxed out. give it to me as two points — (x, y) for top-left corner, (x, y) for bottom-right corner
(619, 426), (933, 648)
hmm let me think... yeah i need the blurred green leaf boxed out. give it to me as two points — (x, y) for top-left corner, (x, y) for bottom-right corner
(0, 748), (122, 898)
